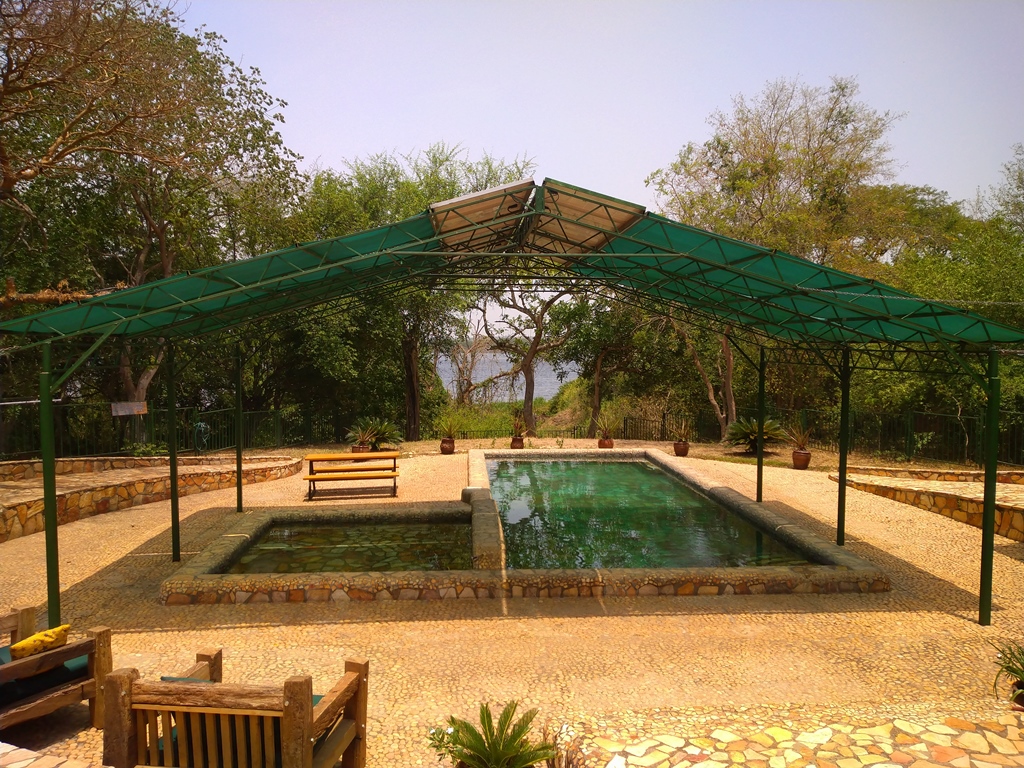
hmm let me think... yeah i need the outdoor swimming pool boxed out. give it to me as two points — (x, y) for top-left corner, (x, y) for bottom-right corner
(487, 459), (810, 569)
(226, 521), (473, 573)
(161, 449), (889, 604)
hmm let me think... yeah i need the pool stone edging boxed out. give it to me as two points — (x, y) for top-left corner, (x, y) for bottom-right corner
(160, 450), (888, 604)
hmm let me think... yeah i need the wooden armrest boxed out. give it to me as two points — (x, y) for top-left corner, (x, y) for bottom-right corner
(311, 670), (360, 740)
(179, 648), (222, 681)
(1, 606), (36, 644)
(0, 637), (96, 684)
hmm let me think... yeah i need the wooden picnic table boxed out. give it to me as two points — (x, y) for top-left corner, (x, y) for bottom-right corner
(303, 451), (399, 499)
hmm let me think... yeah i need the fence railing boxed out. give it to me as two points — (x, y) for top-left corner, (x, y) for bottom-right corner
(623, 405), (1024, 467)
(4, 399), (1024, 467)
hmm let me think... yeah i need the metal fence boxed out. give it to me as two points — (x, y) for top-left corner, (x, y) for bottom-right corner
(622, 405), (1024, 467)
(4, 398), (1024, 467)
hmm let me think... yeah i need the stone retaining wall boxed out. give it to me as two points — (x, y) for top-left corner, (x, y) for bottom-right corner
(0, 454), (235, 481)
(847, 465), (1024, 484)
(0, 458), (301, 542)
(161, 452), (889, 604)
(837, 475), (1024, 543)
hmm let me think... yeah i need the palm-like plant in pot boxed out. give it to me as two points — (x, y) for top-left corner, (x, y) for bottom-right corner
(671, 419), (691, 457)
(435, 413), (462, 455)
(594, 414), (616, 449)
(992, 640), (1024, 711)
(346, 418), (377, 454)
(725, 416), (787, 453)
(786, 422), (813, 469)
(366, 417), (402, 451)
(510, 413), (525, 449)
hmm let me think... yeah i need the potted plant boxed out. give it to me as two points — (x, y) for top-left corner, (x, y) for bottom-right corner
(725, 416), (787, 453)
(510, 413), (525, 449)
(366, 417), (402, 451)
(428, 700), (555, 768)
(435, 413), (461, 455)
(594, 414), (616, 449)
(786, 422), (813, 470)
(671, 419), (691, 457)
(992, 640), (1024, 711)
(346, 418), (377, 454)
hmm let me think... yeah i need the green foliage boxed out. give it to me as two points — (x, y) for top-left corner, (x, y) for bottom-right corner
(991, 640), (1024, 702)
(126, 441), (167, 457)
(511, 411), (525, 438)
(725, 417), (787, 452)
(346, 418), (378, 448)
(366, 417), (402, 450)
(785, 422), (813, 451)
(429, 701), (555, 768)
(594, 413), (617, 440)
(670, 419), (691, 442)
(434, 413), (463, 440)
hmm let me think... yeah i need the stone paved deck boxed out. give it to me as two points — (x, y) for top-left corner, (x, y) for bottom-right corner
(0, 444), (1022, 767)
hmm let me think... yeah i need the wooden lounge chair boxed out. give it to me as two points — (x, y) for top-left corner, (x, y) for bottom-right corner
(103, 648), (369, 768)
(0, 605), (112, 730)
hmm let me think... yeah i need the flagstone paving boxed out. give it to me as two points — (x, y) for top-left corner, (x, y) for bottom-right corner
(0, 443), (1022, 767)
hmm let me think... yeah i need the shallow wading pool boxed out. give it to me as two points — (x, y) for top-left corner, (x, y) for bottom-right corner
(161, 449), (889, 604)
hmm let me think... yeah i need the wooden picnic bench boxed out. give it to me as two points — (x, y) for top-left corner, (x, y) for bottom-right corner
(303, 452), (399, 499)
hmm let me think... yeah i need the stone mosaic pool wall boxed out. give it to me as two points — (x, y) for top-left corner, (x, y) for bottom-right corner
(161, 450), (889, 604)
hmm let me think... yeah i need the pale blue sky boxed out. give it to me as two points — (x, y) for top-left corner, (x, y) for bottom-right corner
(181, 0), (1023, 208)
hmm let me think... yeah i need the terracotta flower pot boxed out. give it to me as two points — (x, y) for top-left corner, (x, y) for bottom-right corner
(598, 438), (614, 449)
(792, 449), (811, 470)
(440, 437), (455, 455)
(1013, 681), (1024, 711)
(673, 441), (689, 457)
(350, 444), (370, 453)
(510, 436), (525, 449)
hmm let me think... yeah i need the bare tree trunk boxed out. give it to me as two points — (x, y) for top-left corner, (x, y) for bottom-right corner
(587, 349), (609, 438)
(721, 333), (736, 424)
(521, 355), (538, 436)
(403, 333), (421, 441)
(118, 343), (164, 402)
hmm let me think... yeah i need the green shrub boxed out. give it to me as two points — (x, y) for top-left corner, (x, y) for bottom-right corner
(428, 700), (555, 768)
(725, 416), (787, 452)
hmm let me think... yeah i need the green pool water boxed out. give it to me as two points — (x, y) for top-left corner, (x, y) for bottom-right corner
(225, 521), (473, 573)
(487, 459), (810, 569)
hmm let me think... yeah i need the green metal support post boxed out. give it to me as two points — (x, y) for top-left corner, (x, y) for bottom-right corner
(236, 342), (243, 514)
(167, 342), (180, 561)
(756, 347), (766, 503)
(39, 342), (61, 627)
(837, 348), (851, 546)
(979, 349), (999, 625)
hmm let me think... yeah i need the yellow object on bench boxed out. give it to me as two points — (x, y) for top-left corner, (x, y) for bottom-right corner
(304, 452), (399, 499)
(103, 648), (369, 768)
(9, 623), (70, 659)
(1, 606), (112, 730)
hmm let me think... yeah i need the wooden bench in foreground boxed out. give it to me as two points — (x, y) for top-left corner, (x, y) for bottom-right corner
(104, 648), (369, 768)
(1, 605), (112, 730)
(304, 452), (399, 499)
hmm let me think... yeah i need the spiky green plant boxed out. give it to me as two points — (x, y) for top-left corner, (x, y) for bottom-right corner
(594, 414), (616, 440)
(435, 413), (462, 440)
(445, 701), (556, 768)
(785, 422), (813, 451)
(670, 418), (691, 442)
(725, 416), (788, 453)
(346, 417), (378, 448)
(991, 640), (1024, 704)
(366, 417), (402, 450)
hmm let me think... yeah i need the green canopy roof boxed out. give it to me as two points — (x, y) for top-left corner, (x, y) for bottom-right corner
(3, 178), (1023, 354)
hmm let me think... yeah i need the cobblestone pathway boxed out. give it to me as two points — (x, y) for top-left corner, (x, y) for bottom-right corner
(1, 446), (1022, 767)
(582, 713), (1023, 768)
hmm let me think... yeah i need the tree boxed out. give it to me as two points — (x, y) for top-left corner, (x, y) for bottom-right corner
(0, 1), (202, 225)
(478, 284), (575, 435)
(647, 76), (900, 267)
(992, 143), (1024, 236)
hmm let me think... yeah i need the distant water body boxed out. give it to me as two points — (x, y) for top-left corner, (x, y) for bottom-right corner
(436, 351), (576, 401)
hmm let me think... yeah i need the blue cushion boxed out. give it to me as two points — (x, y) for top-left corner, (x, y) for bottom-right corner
(0, 649), (90, 709)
